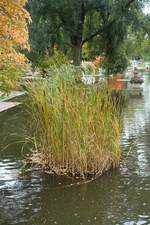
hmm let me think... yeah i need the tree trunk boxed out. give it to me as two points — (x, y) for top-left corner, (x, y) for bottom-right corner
(72, 43), (82, 66)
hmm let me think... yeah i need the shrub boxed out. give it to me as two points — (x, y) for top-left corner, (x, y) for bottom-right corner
(31, 49), (70, 76)
(104, 50), (128, 75)
(0, 64), (23, 94)
(81, 61), (97, 75)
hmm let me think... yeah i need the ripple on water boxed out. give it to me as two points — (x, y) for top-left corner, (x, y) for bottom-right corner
(0, 75), (150, 225)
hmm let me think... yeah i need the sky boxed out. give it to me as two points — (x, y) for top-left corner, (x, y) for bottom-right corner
(143, 3), (150, 14)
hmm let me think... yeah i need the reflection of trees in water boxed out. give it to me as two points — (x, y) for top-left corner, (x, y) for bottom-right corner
(0, 107), (25, 157)
(123, 76), (150, 138)
(122, 76), (150, 175)
(29, 168), (150, 225)
(0, 76), (150, 225)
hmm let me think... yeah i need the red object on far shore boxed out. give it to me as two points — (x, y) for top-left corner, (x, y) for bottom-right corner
(108, 74), (126, 90)
(113, 80), (125, 90)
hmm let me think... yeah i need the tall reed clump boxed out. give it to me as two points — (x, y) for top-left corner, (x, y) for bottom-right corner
(25, 65), (122, 179)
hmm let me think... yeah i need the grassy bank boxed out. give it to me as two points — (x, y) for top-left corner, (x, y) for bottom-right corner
(25, 66), (122, 179)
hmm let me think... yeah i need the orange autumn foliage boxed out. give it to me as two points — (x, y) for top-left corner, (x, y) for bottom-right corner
(0, 0), (31, 69)
(93, 56), (105, 67)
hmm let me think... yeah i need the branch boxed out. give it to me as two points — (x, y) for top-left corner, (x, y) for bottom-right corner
(125, 0), (136, 10)
(82, 0), (137, 45)
(104, 0), (137, 28)
(82, 28), (103, 45)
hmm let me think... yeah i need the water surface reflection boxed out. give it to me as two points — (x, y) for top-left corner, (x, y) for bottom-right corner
(0, 77), (150, 225)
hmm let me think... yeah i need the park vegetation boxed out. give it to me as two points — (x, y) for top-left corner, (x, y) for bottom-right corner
(27, 0), (150, 74)
(0, 0), (149, 179)
(0, 0), (30, 93)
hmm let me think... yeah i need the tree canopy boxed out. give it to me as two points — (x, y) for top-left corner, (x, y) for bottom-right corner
(0, 0), (30, 69)
(28, 0), (149, 72)
(0, 0), (30, 92)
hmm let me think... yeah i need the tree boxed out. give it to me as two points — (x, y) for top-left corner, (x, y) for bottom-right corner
(0, 0), (30, 92)
(0, 0), (30, 67)
(125, 14), (150, 60)
(95, 0), (147, 74)
(27, 0), (104, 65)
(28, 0), (146, 70)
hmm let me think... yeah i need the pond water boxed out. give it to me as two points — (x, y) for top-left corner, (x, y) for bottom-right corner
(0, 75), (150, 225)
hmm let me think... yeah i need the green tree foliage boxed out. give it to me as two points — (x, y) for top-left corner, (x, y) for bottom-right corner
(92, 0), (147, 74)
(125, 14), (150, 60)
(27, 0), (147, 72)
(27, 0), (101, 65)
(27, 1), (61, 63)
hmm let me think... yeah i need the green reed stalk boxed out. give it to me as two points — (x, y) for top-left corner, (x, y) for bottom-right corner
(25, 66), (122, 179)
